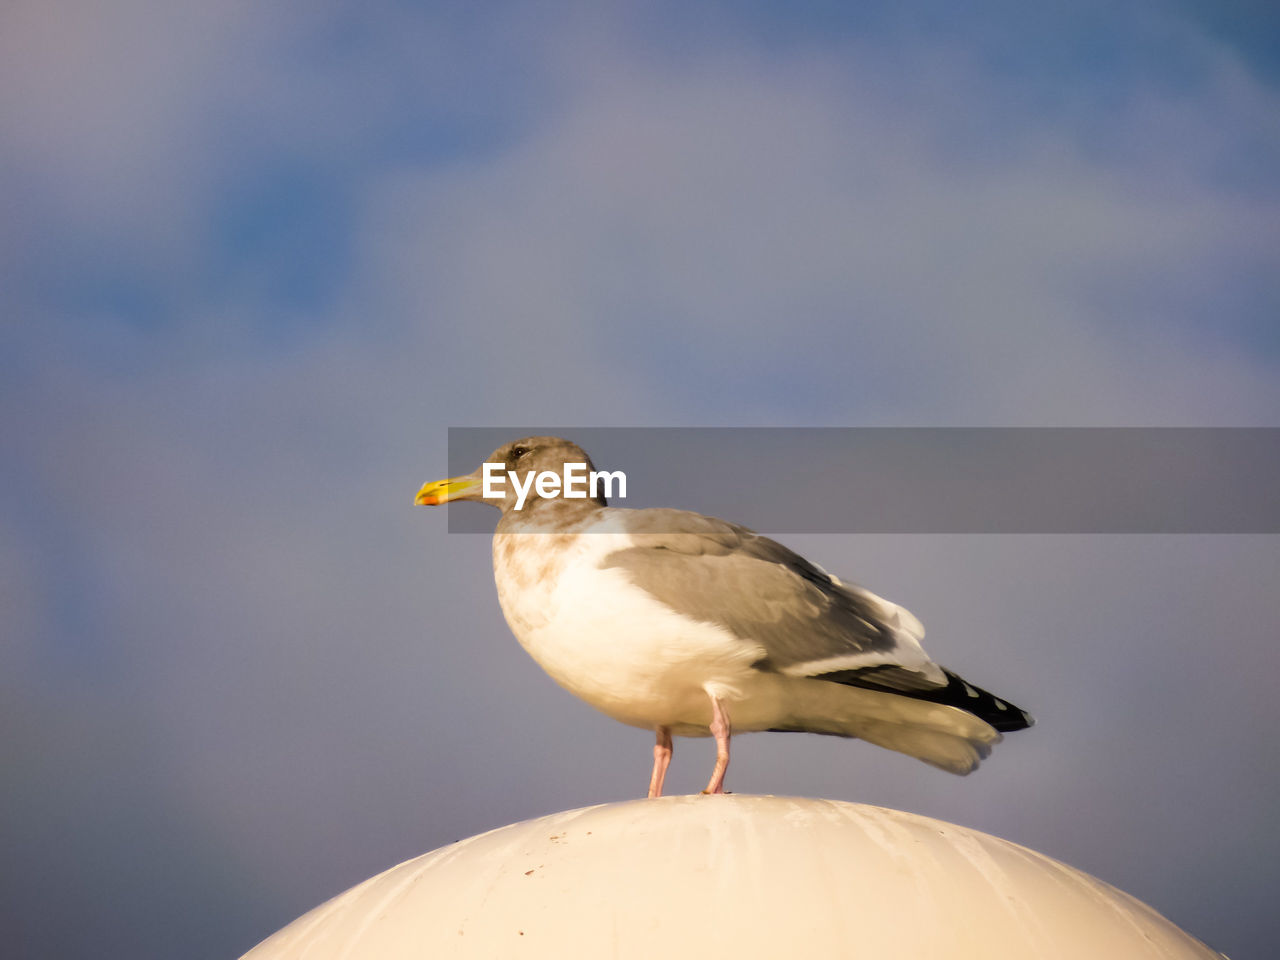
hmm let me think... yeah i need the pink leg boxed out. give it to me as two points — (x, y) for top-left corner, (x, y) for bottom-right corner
(702, 694), (732, 795)
(648, 727), (673, 798)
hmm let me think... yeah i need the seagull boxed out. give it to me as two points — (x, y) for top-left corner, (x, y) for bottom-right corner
(416, 436), (1032, 797)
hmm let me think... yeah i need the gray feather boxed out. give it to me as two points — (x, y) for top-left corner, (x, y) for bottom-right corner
(599, 508), (926, 676)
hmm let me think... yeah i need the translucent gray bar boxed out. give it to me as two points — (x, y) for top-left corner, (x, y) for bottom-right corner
(441, 428), (1280, 534)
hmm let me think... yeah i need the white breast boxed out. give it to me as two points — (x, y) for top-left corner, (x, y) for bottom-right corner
(492, 531), (769, 733)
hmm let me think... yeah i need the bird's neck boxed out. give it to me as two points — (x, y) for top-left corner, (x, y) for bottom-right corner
(496, 497), (606, 533)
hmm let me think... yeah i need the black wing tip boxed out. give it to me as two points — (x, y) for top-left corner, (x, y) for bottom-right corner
(819, 665), (1034, 733)
(939, 669), (1034, 732)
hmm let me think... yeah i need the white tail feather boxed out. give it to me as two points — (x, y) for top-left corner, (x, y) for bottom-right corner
(781, 679), (1001, 775)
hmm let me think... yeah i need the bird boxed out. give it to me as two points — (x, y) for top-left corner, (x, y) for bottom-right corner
(415, 435), (1032, 798)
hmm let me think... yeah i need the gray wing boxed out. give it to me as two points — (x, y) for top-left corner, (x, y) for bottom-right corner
(598, 507), (945, 689)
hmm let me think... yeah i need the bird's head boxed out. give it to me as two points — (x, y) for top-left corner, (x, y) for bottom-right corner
(414, 436), (604, 514)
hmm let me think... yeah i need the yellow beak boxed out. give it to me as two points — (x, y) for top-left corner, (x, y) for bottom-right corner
(414, 474), (481, 506)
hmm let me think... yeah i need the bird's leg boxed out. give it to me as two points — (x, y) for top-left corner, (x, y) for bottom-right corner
(702, 694), (731, 795)
(648, 726), (673, 798)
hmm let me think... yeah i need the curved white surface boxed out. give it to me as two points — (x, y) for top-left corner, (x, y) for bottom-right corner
(243, 795), (1221, 959)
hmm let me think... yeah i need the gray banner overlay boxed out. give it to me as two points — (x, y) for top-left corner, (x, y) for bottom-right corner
(439, 428), (1280, 534)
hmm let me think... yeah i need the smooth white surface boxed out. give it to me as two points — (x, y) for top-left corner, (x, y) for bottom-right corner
(242, 795), (1222, 959)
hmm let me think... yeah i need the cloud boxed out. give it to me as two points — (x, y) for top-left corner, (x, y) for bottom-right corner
(341, 23), (1280, 424)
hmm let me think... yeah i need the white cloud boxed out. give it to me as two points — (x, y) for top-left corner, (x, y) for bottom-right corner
(341, 29), (1280, 423)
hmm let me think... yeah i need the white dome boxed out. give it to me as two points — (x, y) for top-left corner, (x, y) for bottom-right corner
(243, 795), (1221, 959)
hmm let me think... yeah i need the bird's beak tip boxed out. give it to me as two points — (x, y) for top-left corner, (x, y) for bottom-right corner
(415, 475), (478, 506)
(414, 479), (445, 506)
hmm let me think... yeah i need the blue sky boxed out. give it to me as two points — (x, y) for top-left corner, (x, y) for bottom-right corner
(2, 2), (1278, 958)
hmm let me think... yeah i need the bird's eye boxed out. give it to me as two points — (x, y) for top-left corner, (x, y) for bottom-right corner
(510, 444), (529, 460)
